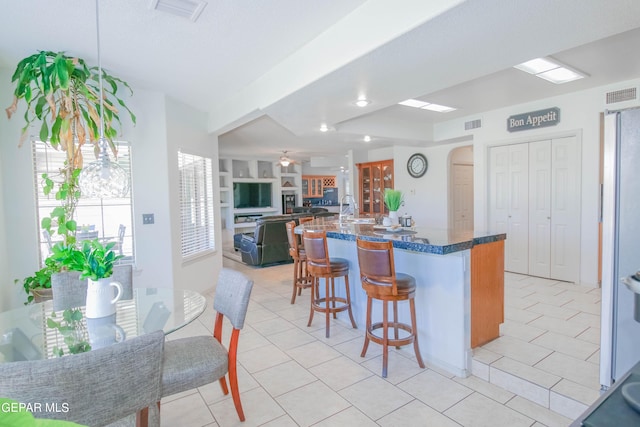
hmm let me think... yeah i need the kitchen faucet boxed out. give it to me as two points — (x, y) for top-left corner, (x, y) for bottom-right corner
(340, 194), (358, 221)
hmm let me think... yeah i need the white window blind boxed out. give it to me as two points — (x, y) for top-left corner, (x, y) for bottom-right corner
(178, 151), (215, 259)
(32, 141), (135, 264)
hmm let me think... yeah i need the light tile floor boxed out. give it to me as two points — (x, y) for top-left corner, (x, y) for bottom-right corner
(160, 260), (601, 426)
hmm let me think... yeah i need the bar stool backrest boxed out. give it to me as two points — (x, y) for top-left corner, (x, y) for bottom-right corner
(303, 230), (331, 275)
(285, 221), (300, 258)
(299, 216), (314, 225)
(356, 238), (399, 296)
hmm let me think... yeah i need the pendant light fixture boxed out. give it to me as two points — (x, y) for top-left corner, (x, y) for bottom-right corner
(79, 0), (130, 199)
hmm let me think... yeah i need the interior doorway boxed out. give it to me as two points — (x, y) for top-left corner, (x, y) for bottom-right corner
(449, 146), (474, 231)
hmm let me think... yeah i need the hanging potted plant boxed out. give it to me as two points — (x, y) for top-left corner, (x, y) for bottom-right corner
(6, 50), (135, 303)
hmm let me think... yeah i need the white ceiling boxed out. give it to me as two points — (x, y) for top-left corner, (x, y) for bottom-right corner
(2, 0), (640, 165)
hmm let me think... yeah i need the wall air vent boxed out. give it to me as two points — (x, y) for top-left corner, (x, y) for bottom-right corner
(149, 0), (207, 22)
(605, 87), (637, 104)
(464, 119), (481, 130)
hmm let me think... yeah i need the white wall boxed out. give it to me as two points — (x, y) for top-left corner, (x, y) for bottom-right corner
(0, 147), (12, 311)
(431, 77), (640, 287)
(0, 68), (41, 308)
(392, 142), (472, 228)
(119, 89), (174, 289)
(165, 97), (222, 293)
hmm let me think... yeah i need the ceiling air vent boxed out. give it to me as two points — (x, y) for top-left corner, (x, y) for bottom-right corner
(149, 0), (207, 22)
(605, 87), (637, 104)
(465, 119), (481, 130)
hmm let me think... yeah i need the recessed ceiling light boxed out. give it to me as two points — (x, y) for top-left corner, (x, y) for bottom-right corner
(399, 99), (456, 113)
(421, 103), (456, 113)
(399, 99), (429, 108)
(319, 124), (328, 132)
(513, 57), (587, 84)
(536, 67), (586, 84)
(513, 57), (558, 74)
(355, 95), (370, 107)
(363, 135), (371, 142)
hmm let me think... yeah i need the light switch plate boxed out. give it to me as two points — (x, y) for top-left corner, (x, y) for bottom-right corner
(142, 214), (154, 225)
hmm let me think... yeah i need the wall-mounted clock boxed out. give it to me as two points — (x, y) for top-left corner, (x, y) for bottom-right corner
(407, 153), (428, 178)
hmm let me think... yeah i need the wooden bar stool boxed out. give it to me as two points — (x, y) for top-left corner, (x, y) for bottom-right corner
(286, 221), (312, 304)
(356, 238), (425, 378)
(303, 230), (357, 338)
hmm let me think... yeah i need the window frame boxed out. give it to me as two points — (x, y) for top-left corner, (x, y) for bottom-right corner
(178, 150), (216, 261)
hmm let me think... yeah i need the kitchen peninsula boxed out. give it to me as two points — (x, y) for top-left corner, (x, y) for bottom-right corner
(296, 217), (506, 377)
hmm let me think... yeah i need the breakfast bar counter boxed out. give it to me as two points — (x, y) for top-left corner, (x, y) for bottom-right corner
(296, 217), (506, 377)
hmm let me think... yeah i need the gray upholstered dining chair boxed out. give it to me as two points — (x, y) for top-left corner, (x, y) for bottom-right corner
(0, 330), (165, 427)
(161, 268), (254, 422)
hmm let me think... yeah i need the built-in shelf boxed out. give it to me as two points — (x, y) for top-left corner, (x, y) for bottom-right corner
(218, 158), (304, 231)
(233, 207), (279, 214)
(232, 178), (276, 183)
(233, 222), (257, 229)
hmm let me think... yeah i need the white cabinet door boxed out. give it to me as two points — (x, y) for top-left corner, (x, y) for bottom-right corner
(491, 138), (580, 282)
(528, 140), (552, 277)
(550, 136), (580, 282)
(489, 144), (529, 274)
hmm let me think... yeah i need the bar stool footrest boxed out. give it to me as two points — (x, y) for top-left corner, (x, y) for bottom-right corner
(367, 321), (415, 347)
(312, 296), (351, 314)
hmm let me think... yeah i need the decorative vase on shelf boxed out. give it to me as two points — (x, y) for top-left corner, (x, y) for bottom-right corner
(85, 278), (123, 319)
(388, 210), (399, 225)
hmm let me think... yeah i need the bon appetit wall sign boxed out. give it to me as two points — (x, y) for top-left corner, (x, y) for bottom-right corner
(507, 107), (560, 132)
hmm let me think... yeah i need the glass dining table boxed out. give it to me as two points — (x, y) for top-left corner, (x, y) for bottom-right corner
(0, 288), (207, 362)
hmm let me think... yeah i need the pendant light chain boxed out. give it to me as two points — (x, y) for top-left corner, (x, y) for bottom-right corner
(79, 0), (131, 199)
(96, 0), (106, 144)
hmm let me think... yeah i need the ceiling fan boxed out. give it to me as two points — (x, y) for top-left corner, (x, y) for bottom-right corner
(278, 151), (297, 167)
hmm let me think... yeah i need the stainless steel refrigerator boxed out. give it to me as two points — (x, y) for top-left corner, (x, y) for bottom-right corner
(600, 107), (640, 388)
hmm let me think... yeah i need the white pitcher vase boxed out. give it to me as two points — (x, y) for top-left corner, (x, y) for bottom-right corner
(85, 278), (123, 319)
(388, 210), (399, 225)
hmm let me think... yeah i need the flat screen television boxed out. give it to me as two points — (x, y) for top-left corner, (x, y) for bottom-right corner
(233, 182), (272, 209)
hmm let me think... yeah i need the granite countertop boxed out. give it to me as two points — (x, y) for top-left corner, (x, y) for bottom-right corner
(295, 217), (506, 255)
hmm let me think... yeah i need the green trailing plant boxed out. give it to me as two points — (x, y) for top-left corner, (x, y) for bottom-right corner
(6, 51), (135, 303)
(40, 169), (81, 246)
(6, 50), (136, 159)
(15, 257), (58, 304)
(383, 189), (403, 211)
(46, 308), (91, 356)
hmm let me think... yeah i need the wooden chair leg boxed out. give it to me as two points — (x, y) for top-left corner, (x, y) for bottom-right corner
(325, 277), (331, 338)
(229, 354), (245, 421)
(410, 297), (426, 368)
(361, 296), (372, 357)
(291, 258), (299, 304)
(307, 276), (316, 327)
(344, 274), (357, 329)
(331, 277), (337, 319)
(219, 376), (229, 395)
(393, 301), (400, 349)
(382, 300), (389, 378)
(135, 407), (149, 427)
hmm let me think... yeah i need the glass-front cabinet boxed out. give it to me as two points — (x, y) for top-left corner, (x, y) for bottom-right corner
(357, 160), (394, 216)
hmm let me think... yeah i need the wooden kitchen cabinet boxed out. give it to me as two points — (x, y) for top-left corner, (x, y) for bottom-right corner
(357, 160), (393, 215)
(302, 175), (335, 198)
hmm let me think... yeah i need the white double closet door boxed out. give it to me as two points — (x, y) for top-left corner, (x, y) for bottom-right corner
(489, 136), (580, 282)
